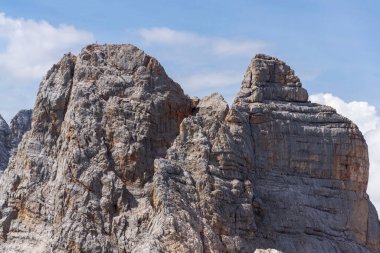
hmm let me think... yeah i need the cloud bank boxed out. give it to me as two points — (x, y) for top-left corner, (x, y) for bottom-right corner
(310, 93), (380, 213)
(138, 27), (268, 57)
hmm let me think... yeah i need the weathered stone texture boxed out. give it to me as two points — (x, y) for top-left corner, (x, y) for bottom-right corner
(9, 110), (33, 155)
(0, 115), (11, 170)
(0, 45), (378, 253)
(0, 110), (32, 171)
(0, 44), (192, 252)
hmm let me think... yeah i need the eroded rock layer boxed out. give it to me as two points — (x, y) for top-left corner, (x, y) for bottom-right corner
(0, 45), (378, 253)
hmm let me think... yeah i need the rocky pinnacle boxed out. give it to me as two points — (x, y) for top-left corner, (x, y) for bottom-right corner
(0, 44), (378, 253)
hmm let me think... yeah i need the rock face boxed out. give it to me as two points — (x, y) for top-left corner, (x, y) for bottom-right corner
(0, 45), (378, 253)
(233, 55), (380, 252)
(9, 110), (33, 155)
(0, 115), (11, 170)
(0, 110), (32, 170)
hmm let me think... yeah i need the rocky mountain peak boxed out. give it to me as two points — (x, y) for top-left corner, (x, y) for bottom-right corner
(0, 111), (32, 171)
(0, 45), (378, 253)
(236, 53), (308, 103)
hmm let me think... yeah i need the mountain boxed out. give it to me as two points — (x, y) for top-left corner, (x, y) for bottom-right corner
(0, 44), (378, 253)
(0, 110), (32, 171)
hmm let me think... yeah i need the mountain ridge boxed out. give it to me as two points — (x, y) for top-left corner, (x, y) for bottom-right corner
(0, 44), (378, 253)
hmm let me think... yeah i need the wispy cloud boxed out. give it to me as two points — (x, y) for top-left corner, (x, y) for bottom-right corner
(310, 93), (380, 212)
(0, 13), (94, 122)
(138, 27), (268, 57)
(310, 93), (379, 133)
(0, 13), (94, 80)
(131, 27), (269, 99)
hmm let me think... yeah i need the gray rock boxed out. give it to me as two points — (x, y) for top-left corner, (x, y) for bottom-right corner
(0, 110), (32, 171)
(9, 109), (32, 155)
(0, 44), (192, 252)
(236, 54), (308, 103)
(0, 45), (378, 253)
(0, 115), (11, 170)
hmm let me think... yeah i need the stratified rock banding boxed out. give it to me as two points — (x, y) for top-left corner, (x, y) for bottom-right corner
(0, 44), (378, 253)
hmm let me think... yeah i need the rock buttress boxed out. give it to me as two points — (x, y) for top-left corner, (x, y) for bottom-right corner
(234, 55), (380, 252)
(0, 47), (378, 253)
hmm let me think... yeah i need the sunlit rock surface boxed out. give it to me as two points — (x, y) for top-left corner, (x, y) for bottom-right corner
(0, 45), (378, 253)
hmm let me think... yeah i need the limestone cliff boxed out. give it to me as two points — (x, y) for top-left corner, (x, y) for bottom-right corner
(0, 110), (32, 171)
(9, 110), (33, 156)
(0, 115), (11, 170)
(0, 44), (378, 253)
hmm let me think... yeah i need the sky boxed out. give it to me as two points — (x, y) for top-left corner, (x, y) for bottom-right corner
(0, 1), (379, 211)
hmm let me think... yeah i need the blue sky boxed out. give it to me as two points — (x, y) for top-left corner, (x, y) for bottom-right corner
(0, 1), (380, 210)
(0, 0), (379, 114)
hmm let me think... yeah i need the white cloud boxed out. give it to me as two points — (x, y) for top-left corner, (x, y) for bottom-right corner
(0, 13), (94, 122)
(310, 93), (379, 133)
(132, 27), (269, 98)
(310, 93), (380, 213)
(0, 13), (94, 80)
(137, 27), (268, 57)
(366, 128), (380, 209)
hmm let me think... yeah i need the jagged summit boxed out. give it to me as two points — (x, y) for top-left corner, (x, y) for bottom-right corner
(235, 53), (308, 104)
(0, 44), (378, 253)
(78, 43), (170, 80)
